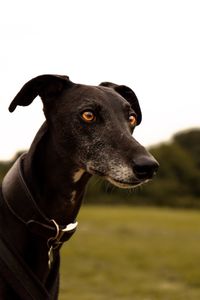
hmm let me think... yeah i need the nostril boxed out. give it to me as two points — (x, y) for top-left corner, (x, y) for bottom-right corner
(133, 156), (159, 180)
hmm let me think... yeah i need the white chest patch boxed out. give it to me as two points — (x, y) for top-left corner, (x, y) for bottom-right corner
(73, 169), (85, 183)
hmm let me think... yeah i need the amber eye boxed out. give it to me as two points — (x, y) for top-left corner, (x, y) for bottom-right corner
(81, 111), (96, 123)
(129, 115), (137, 127)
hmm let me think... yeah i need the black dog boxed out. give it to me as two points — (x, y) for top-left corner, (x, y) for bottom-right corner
(0, 75), (158, 299)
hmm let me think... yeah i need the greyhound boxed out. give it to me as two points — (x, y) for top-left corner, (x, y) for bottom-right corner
(0, 75), (158, 299)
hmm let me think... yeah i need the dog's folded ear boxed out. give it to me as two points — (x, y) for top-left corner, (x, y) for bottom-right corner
(99, 82), (142, 125)
(9, 75), (73, 112)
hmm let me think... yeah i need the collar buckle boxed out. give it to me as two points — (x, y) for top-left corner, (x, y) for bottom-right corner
(47, 220), (78, 269)
(47, 220), (78, 249)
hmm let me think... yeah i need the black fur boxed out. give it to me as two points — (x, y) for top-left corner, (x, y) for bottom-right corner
(0, 75), (158, 299)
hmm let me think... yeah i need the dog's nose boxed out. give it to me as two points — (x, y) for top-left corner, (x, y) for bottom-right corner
(132, 156), (159, 180)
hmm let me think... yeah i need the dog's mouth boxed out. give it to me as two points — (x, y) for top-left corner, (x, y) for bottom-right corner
(105, 176), (145, 189)
(87, 167), (146, 189)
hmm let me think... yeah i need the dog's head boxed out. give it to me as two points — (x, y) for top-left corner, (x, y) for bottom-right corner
(9, 75), (159, 188)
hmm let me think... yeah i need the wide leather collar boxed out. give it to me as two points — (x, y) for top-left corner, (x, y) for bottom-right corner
(2, 154), (77, 250)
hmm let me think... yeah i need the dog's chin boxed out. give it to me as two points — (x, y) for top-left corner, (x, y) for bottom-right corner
(106, 176), (147, 189)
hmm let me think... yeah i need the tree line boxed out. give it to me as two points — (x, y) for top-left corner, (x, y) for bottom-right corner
(0, 128), (200, 208)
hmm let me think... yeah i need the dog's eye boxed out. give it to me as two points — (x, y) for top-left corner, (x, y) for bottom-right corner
(81, 111), (96, 123)
(129, 115), (137, 127)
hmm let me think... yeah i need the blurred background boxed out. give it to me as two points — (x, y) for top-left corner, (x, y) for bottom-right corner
(0, 0), (200, 299)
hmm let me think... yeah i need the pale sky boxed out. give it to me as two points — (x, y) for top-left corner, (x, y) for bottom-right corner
(0, 0), (199, 160)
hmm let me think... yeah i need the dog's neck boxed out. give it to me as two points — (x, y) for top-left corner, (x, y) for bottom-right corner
(16, 122), (91, 284)
(22, 122), (91, 225)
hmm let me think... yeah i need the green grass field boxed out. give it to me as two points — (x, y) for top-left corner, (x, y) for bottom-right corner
(59, 206), (200, 300)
